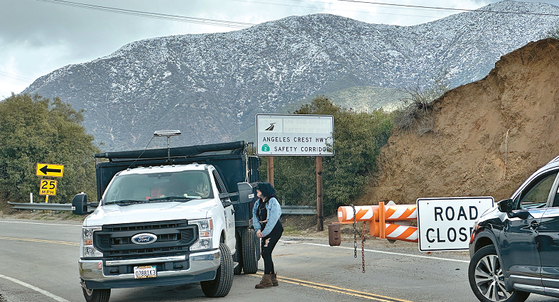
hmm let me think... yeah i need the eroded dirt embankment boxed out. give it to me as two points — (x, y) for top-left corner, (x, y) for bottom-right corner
(361, 38), (559, 205)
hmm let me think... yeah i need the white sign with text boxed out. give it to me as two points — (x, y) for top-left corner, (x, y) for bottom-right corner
(256, 114), (334, 156)
(417, 197), (494, 252)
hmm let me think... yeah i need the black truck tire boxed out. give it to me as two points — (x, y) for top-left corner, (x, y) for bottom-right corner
(82, 287), (110, 302)
(241, 228), (259, 274)
(201, 243), (234, 297)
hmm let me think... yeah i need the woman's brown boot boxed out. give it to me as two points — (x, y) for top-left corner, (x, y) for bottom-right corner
(255, 274), (273, 289)
(271, 272), (278, 286)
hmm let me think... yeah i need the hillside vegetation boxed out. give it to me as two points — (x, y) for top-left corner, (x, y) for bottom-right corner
(360, 38), (559, 205)
(0, 95), (99, 207)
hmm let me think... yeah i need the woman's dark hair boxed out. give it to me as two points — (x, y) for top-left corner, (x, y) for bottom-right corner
(256, 182), (277, 200)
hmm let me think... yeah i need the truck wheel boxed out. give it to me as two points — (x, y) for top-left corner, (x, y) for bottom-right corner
(233, 230), (243, 275)
(468, 245), (530, 302)
(241, 228), (259, 274)
(82, 287), (110, 302)
(201, 243), (234, 297)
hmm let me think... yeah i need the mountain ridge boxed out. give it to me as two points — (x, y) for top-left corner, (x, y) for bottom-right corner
(23, 1), (559, 151)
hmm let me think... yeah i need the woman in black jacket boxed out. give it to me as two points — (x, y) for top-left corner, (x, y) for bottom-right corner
(252, 182), (283, 288)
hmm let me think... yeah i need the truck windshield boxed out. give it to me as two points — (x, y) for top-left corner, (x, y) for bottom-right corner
(104, 170), (213, 205)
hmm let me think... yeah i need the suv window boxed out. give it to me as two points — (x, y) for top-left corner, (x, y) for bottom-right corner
(516, 171), (558, 210)
(553, 183), (559, 207)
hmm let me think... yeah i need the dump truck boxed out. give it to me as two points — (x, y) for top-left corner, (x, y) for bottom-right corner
(72, 141), (260, 302)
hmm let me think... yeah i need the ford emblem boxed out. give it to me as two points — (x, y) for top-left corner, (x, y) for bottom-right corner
(131, 233), (157, 245)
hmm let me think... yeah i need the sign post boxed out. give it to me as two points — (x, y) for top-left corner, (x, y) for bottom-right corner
(267, 157), (274, 187)
(256, 114), (334, 231)
(417, 197), (494, 252)
(316, 156), (323, 231)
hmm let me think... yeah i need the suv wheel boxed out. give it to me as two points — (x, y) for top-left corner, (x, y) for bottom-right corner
(468, 245), (530, 302)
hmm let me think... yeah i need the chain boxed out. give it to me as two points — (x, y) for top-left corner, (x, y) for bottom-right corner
(351, 204), (357, 258)
(351, 204), (366, 273)
(361, 222), (367, 273)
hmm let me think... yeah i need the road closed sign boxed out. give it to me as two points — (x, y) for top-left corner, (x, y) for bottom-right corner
(417, 197), (494, 252)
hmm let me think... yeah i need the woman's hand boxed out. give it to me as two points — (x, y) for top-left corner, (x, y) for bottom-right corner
(256, 229), (263, 238)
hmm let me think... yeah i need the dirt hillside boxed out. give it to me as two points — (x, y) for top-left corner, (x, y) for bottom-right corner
(361, 38), (559, 205)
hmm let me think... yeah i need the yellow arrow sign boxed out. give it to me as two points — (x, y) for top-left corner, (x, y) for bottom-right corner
(36, 163), (64, 177)
(39, 179), (57, 196)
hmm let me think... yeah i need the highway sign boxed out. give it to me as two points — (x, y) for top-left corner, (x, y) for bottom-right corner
(39, 179), (57, 196)
(417, 197), (494, 252)
(36, 163), (64, 177)
(256, 114), (334, 156)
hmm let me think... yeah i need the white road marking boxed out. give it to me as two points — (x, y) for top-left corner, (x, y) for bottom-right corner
(0, 273), (70, 302)
(0, 219), (80, 227)
(281, 240), (469, 263)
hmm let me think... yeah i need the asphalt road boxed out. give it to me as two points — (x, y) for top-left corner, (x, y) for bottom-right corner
(0, 218), (557, 302)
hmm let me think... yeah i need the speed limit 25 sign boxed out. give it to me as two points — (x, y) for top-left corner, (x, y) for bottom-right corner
(39, 179), (57, 196)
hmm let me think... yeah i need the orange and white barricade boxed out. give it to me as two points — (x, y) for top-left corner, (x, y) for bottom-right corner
(337, 202), (418, 243)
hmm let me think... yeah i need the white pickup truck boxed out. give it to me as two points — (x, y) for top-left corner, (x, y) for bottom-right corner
(72, 141), (260, 302)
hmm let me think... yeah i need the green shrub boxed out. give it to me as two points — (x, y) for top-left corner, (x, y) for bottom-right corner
(392, 69), (449, 135)
(0, 94), (99, 204)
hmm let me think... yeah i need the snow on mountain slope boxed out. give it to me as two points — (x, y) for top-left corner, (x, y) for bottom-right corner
(23, 1), (559, 151)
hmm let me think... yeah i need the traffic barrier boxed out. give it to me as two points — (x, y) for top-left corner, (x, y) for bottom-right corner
(336, 202), (418, 243)
(369, 222), (418, 242)
(337, 203), (417, 223)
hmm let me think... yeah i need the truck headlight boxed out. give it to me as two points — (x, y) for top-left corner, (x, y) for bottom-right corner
(82, 226), (103, 258)
(190, 219), (213, 251)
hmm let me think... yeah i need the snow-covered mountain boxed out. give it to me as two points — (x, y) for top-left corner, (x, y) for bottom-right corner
(23, 1), (559, 151)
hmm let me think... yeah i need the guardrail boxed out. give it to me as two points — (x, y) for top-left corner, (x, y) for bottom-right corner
(8, 202), (74, 211)
(281, 205), (316, 215)
(9, 202), (317, 215)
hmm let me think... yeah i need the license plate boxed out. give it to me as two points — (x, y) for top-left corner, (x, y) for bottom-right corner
(134, 265), (157, 279)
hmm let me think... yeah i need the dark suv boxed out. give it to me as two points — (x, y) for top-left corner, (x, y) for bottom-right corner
(469, 157), (559, 302)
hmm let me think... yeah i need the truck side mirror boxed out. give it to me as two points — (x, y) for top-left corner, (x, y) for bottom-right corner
(72, 193), (88, 215)
(237, 182), (255, 204)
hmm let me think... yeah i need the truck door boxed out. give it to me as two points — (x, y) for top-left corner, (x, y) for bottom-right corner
(212, 170), (236, 252)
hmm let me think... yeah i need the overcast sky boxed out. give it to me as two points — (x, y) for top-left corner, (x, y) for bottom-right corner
(1, 0), (558, 99)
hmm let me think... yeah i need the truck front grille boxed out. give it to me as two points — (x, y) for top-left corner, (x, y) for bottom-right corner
(93, 219), (197, 260)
